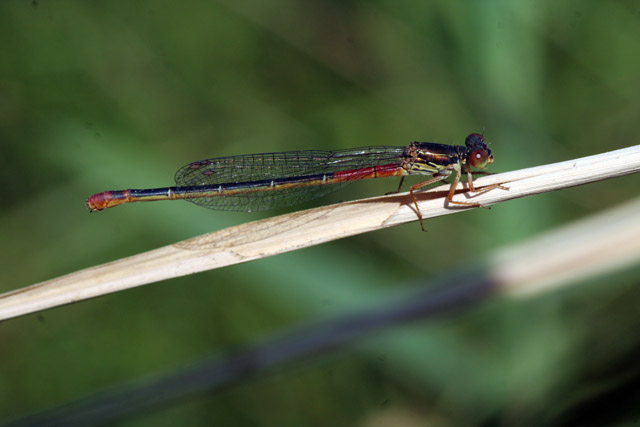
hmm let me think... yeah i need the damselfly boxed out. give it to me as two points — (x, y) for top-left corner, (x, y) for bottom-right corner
(86, 133), (500, 230)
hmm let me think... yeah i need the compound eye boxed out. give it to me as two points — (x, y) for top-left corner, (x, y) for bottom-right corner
(465, 133), (486, 147)
(469, 148), (490, 168)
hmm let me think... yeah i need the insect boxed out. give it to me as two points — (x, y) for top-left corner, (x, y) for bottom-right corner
(86, 133), (499, 230)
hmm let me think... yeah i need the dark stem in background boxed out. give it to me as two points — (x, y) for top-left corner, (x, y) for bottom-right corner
(5, 268), (497, 427)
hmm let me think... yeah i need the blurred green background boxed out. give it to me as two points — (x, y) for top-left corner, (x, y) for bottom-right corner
(1, 0), (640, 425)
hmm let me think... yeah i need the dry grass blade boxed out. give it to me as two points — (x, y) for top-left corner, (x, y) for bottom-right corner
(0, 144), (639, 321)
(6, 196), (640, 427)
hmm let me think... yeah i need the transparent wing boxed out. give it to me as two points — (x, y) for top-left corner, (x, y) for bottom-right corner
(174, 146), (406, 211)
